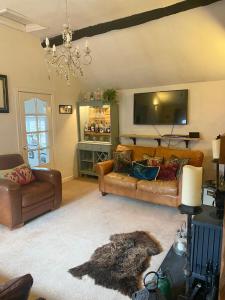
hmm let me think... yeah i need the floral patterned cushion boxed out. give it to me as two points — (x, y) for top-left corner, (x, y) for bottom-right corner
(165, 155), (189, 178)
(0, 164), (36, 185)
(142, 154), (164, 166)
(113, 150), (133, 173)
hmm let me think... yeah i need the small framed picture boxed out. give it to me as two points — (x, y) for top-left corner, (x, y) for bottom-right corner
(59, 105), (73, 114)
(0, 74), (9, 113)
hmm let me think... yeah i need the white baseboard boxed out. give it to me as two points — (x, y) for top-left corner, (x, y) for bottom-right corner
(62, 175), (74, 183)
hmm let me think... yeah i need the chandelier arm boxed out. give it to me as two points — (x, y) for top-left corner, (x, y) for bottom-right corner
(71, 56), (83, 76)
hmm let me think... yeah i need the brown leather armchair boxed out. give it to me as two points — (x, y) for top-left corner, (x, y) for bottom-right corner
(0, 154), (62, 229)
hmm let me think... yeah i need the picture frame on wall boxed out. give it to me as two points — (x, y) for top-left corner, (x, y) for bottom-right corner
(59, 105), (73, 114)
(0, 75), (9, 113)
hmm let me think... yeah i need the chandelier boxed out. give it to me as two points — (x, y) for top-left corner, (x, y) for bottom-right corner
(44, 0), (92, 85)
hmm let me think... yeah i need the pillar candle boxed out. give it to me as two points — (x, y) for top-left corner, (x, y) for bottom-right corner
(212, 139), (220, 159)
(181, 165), (203, 207)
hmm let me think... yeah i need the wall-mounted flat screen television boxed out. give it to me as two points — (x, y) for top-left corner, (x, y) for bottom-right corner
(133, 89), (188, 125)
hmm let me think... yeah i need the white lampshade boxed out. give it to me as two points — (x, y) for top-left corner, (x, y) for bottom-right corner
(212, 139), (220, 160)
(181, 165), (203, 207)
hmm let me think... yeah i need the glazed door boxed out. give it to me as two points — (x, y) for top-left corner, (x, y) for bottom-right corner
(18, 91), (54, 168)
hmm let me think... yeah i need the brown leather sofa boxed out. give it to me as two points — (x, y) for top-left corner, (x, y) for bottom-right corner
(96, 144), (204, 208)
(0, 154), (62, 229)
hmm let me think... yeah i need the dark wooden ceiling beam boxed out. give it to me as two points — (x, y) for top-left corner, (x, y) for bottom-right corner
(41, 0), (222, 47)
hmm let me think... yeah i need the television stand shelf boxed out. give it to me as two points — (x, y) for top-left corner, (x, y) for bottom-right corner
(120, 134), (200, 148)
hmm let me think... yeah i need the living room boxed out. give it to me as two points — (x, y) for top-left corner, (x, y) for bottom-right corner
(0, 1), (225, 299)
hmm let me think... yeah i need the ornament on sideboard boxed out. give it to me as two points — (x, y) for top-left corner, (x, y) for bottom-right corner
(94, 88), (103, 100)
(103, 89), (117, 104)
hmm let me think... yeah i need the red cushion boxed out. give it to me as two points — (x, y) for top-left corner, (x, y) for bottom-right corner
(0, 164), (35, 185)
(157, 163), (179, 180)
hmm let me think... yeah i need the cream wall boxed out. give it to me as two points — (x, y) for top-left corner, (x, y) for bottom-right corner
(119, 80), (225, 180)
(0, 24), (81, 180)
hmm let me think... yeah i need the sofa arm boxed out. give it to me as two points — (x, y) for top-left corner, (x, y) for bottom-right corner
(32, 168), (62, 209)
(96, 160), (114, 177)
(0, 179), (23, 229)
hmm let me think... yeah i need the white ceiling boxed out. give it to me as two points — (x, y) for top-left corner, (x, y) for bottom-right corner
(0, 0), (183, 38)
(1, 1), (225, 89)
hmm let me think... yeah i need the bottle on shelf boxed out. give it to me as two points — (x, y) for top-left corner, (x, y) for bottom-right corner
(106, 123), (111, 133)
(99, 121), (104, 134)
(95, 122), (99, 133)
(91, 122), (95, 132)
(84, 122), (88, 132)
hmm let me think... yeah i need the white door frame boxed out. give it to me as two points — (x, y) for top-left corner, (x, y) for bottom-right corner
(16, 88), (55, 168)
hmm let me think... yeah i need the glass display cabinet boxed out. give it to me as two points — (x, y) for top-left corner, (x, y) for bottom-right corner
(77, 100), (119, 176)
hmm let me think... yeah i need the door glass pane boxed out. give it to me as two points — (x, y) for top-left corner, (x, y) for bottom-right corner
(26, 116), (37, 133)
(24, 99), (36, 114)
(28, 149), (39, 167)
(37, 99), (47, 114)
(38, 116), (48, 131)
(40, 148), (49, 165)
(27, 133), (39, 149)
(39, 132), (48, 148)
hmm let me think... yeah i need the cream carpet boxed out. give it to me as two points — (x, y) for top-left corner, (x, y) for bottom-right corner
(0, 178), (184, 300)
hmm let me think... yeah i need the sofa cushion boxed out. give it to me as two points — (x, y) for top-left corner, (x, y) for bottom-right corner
(116, 145), (156, 161)
(0, 164), (35, 185)
(21, 181), (54, 208)
(104, 172), (138, 190)
(165, 155), (189, 178)
(130, 163), (160, 180)
(142, 154), (164, 166)
(0, 274), (33, 300)
(157, 163), (179, 181)
(137, 179), (178, 196)
(113, 150), (133, 173)
(155, 147), (203, 167)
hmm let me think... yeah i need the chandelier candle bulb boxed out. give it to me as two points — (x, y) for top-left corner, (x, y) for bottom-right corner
(45, 37), (49, 47)
(181, 165), (203, 207)
(66, 33), (70, 43)
(212, 139), (221, 159)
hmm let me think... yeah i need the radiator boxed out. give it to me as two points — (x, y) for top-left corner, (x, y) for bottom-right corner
(191, 206), (223, 281)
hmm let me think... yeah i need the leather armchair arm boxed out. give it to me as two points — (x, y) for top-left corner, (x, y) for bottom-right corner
(0, 179), (23, 229)
(32, 168), (62, 209)
(0, 178), (20, 191)
(96, 160), (114, 177)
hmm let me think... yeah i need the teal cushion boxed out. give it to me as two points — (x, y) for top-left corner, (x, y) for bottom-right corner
(130, 162), (160, 180)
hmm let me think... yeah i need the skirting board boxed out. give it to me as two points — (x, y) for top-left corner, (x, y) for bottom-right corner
(62, 175), (74, 183)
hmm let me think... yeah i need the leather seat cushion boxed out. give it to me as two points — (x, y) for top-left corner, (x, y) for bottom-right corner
(21, 181), (54, 207)
(104, 172), (138, 190)
(137, 179), (178, 196)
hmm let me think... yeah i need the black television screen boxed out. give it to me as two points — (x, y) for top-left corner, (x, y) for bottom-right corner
(133, 89), (188, 125)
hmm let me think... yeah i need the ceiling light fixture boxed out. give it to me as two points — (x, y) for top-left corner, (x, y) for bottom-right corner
(44, 0), (92, 85)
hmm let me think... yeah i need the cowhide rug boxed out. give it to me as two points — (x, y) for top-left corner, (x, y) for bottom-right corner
(69, 231), (162, 297)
